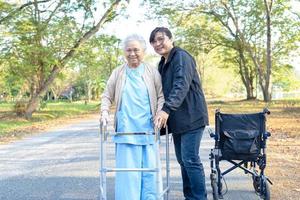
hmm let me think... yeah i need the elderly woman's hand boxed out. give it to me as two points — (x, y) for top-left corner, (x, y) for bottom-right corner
(154, 110), (169, 129)
(100, 111), (109, 127)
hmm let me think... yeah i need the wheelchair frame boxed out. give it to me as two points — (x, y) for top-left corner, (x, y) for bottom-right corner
(209, 108), (273, 200)
(99, 123), (170, 200)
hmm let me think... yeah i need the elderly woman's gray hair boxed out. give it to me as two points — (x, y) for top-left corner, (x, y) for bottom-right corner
(122, 34), (147, 51)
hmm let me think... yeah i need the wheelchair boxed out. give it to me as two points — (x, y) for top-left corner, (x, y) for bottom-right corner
(209, 108), (273, 200)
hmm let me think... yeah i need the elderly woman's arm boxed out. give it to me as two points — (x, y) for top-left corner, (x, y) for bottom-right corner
(100, 69), (117, 124)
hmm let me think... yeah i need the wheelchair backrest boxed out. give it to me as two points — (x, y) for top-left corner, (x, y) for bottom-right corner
(218, 112), (264, 134)
(215, 110), (268, 160)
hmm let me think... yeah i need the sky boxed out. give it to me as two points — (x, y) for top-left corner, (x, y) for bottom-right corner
(100, 0), (169, 55)
(103, 1), (160, 38)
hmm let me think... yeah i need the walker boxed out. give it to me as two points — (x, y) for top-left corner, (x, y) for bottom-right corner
(99, 122), (170, 200)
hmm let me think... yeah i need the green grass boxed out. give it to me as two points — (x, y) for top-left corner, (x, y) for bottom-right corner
(33, 101), (99, 120)
(1, 99), (300, 138)
(0, 101), (99, 136)
(0, 102), (14, 112)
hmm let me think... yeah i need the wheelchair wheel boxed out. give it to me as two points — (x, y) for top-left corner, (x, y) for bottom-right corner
(252, 175), (260, 193)
(254, 175), (270, 200)
(210, 172), (222, 200)
(261, 179), (270, 200)
(212, 180), (219, 200)
(210, 173), (219, 200)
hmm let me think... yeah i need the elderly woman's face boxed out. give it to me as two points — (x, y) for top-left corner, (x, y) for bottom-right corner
(124, 40), (145, 68)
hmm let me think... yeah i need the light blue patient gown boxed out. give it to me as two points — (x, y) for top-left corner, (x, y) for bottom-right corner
(114, 64), (162, 200)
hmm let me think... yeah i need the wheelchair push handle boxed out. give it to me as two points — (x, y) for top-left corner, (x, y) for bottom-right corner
(263, 108), (270, 115)
(207, 127), (216, 138)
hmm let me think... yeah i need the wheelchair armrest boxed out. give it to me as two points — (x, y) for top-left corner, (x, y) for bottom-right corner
(263, 108), (271, 115)
(207, 127), (216, 138)
(210, 132), (216, 138)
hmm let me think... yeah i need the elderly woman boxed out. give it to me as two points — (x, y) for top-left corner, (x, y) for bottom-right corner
(100, 34), (164, 200)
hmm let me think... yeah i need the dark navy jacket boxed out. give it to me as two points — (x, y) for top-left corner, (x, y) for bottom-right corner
(159, 47), (209, 134)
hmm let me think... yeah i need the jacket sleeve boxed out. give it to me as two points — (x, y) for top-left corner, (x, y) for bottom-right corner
(100, 69), (117, 114)
(162, 52), (195, 114)
(154, 68), (165, 113)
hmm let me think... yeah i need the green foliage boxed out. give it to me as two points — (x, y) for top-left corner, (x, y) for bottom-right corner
(0, 101), (99, 136)
(70, 34), (122, 100)
(0, 0), (123, 106)
(146, 0), (300, 98)
(1, 1), (84, 99)
(273, 64), (300, 91)
(198, 48), (245, 99)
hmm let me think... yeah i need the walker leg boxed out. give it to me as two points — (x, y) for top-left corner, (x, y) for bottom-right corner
(99, 123), (107, 200)
(166, 129), (170, 200)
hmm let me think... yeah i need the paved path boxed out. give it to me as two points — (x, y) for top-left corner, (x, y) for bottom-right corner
(0, 116), (261, 200)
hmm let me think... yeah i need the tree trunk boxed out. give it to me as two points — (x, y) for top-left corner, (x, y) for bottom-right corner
(245, 83), (255, 99)
(239, 70), (255, 100)
(262, 85), (271, 102)
(24, 95), (40, 119)
(51, 88), (57, 101)
(46, 91), (50, 101)
(25, 66), (60, 118)
(86, 81), (92, 103)
(210, 9), (256, 100)
(236, 41), (256, 100)
(263, 0), (273, 102)
(221, 1), (273, 102)
(68, 92), (73, 102)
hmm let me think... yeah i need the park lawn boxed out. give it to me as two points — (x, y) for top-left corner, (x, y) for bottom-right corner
(0, 101), (99, 139)
(207, 99), (300, 200)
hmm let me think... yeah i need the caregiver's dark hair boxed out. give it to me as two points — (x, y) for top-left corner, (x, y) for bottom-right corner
(149, 27), (173, 43)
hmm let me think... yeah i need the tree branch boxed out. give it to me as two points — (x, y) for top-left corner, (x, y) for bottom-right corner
(60, 0), (121, 66)
(40, 0), (122, 96)
(44, 0), (64, 26)
(0, 0), (51, 24)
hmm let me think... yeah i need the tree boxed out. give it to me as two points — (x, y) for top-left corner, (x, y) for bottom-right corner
(0, 0), (124, 118)
(204, 0), (268, 100)
(146, 0), (300, 101)
(145, 0), (258, 99)
(202, 0), (299, 101)
(218, 0), (274, 101)
(171, 9), (257, 99)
